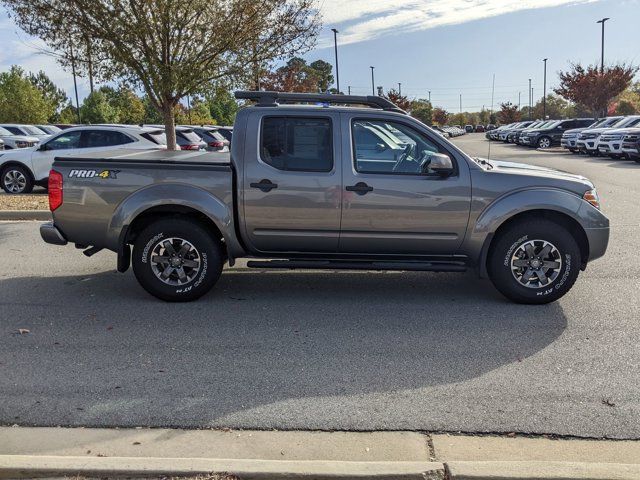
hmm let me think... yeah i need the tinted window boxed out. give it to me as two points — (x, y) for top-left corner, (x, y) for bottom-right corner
(261, 117), (333, 172)
(22, 126), (46, 135)
(216, 129), (232, 141)
(46, 131), (82, 150)
(5, 127), (22, 135)
(176, 129), (202, 144)
(352, 119), (447, 175)
(82, 130), (135, 148)
(141, 130), (167, 145)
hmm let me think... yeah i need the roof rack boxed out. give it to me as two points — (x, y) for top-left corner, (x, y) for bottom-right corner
(234, 91), (406, 114)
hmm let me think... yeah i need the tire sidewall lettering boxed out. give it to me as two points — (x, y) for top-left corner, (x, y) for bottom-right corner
(141, 233), (164, 263)
(504, 235), (528, 266)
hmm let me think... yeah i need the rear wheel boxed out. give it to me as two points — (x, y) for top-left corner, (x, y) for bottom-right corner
(132, 218), (224, 301)
(1, 165), (33, 194)
(487, 219), (581, 304)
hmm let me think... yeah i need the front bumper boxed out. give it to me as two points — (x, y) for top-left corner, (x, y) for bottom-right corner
(622, 143), (639, 158)
(577, 139), (598, 152)
(520, 136), (533, 145)
(40, 222), (67, 245)
(577, 202), (610, 263)
(597, 141), (623, 155)
(561, 138), (577, 148)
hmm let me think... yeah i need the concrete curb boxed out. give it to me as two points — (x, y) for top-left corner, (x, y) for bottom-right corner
(0, 455), (445, 479)
(445, 460), (640, 480)
(0, 210), (50, 221)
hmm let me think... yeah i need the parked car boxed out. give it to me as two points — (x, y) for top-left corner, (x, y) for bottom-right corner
(520, 118), (595, 149)
(40, 91), (609, 305)
(465, 125), (474, 133)
(433, 126), (451, 138)
(488, 124), (514, 141)
(146, 125), (206, 151)
(621, 129), (640, 163)
(485, 124), (497, 131)
(577, 116), (640, 156)
(507, 121), (542, 144)
(54, 124), (78, 130)
(560, 118), (617, 153)
(597, 123), (640, 159)
(0, 138), (4, 150)
(0, 124), (51, 140)
(499, 121), (534, 142)
(211, 126), (233, 142)
(0, 125), (166, 194)
(0, 126), (40, 150)
(36, 125), (63, 135)
(475, 125), (485, 133)
(190, 126), (230, 151)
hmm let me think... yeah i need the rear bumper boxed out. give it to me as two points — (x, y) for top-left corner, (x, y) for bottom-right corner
(40, 222), (67, 246)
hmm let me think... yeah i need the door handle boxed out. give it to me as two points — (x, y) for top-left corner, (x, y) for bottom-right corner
(345, 182), (373, 195)
(250, 179), (278, 192)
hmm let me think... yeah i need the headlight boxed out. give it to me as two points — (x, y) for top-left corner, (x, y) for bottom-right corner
(583, 189), (600, 209)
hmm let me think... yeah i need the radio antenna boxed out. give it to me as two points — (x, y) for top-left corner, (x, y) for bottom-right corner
(487, 73), (495, 161)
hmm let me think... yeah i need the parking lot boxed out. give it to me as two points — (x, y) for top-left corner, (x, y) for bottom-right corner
(0, 134), (638, 439)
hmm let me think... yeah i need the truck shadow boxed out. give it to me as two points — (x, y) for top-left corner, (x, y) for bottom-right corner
(0, 269), (567, 428)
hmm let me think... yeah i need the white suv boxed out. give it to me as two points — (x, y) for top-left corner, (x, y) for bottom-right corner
(596, 117), (640, 159)
(0, 126), (40, 150)
(0, 125), (167, 194)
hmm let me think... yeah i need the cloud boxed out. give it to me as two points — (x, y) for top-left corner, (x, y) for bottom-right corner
(318, 0), (601, 47)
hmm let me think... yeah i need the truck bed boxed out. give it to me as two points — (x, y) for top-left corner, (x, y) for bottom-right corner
(55, 148), (231, 166)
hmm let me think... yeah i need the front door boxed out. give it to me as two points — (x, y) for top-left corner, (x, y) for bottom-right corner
(241, 112), (342, 253)
(339, 116), (471, 255)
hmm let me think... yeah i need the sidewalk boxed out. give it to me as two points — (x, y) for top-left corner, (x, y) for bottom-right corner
(0, 426), (639, 479)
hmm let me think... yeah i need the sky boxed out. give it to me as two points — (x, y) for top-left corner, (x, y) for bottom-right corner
(1, 0), (638, 112)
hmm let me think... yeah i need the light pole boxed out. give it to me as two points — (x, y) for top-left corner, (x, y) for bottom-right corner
(528, 78), (532, 119)
(69, 43), (81, 123)
(428, 90), (431, 103)
(331, 28), (340, 93)
(348, 86), (351, 95)
(542, 58), (548, 119)
(459, 93), (462, 114)
(398, 82), (402, 95)
(370, 66), (375, 95)
(596, 18), (610, 73)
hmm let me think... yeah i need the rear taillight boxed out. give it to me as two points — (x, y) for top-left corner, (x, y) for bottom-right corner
(208, 140), (224, 148)
(48, 169), (63, 211)
(180, 144), (200, 151)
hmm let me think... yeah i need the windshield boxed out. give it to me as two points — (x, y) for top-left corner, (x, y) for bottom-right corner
(21, 125), (47, 135)
(38, 125), (62, 134)
(177, 129), (202, 144)
(142, 130), (167, 145)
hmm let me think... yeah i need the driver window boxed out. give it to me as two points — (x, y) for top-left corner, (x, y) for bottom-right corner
(351, 120), (442, 175)
(45, 131), (82, 150)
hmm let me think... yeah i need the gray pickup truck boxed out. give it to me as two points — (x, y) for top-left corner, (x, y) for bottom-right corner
(40, 91), (609, 304)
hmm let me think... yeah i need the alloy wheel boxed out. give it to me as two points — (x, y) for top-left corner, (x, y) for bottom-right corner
(150, 237), (201, 286)
(510, 239), (562, 289)
(3, 169), (27, 193)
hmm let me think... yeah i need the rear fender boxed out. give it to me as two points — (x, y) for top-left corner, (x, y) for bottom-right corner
(106, 183), (244, 259)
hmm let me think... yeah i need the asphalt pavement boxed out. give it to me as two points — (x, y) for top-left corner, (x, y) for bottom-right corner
(0, 134), (638, 438)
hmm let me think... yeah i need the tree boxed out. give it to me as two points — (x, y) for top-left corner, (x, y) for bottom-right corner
(3, 0), (320, 149)
(205, 87), (240, 126)
(410, 99), (432, 126)
(80, 90), (119, 124)
(383, 89), (411, 112)
(99, 85), (145, 124)
(28, 70), (68, 122)
(432, 107), (449, 126)
(450, 112), (467, 127)
(478, 108), (490, 124)
(531, 94), (576, 120)
(58, 104), (78, 124)
(555, 63), (638, 117)
(309, 60), (334, 92)
(176, 98), (214, 125)
(497, 102), (520, 124)
(0, 65), (52, 123)
(261, 57), (333, 93)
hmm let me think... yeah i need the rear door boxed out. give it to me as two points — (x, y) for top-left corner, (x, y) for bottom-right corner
(241, 111), (342, 253)
(339, 114), (472, 255)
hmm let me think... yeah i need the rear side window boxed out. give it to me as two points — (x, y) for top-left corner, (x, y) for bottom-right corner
(4, 126), (22, 135)
(260, 117), (333, 172)
(81, 130), (135, 148)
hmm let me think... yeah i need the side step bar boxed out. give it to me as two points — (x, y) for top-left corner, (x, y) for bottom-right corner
(246, 260), (467, 272)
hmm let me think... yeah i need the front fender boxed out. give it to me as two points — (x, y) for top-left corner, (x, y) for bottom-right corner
(461, 188), (585, 270)
(105, 183), (243, 257)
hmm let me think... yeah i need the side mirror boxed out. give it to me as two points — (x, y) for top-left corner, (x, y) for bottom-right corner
(37, 143), (48, 151)
(426, 152), (454, 177)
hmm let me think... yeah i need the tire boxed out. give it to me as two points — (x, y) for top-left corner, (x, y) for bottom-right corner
(537, 136), (552, 149)
(609, 154), (621, 160)
(569, 148), (578, 153)
(487, 218), (581, 304)
(132, 218), (224, 302)
(1, 164), (33, 194)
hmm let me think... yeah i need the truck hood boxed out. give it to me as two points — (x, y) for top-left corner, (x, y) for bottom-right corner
(477, 158), (593, 193)
(0, 135), (39, 143)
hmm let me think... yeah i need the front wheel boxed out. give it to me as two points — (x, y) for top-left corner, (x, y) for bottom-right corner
(132, 218), (224, 301)
(487, 219), (581, 304)
(537, 136), (552, 149)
